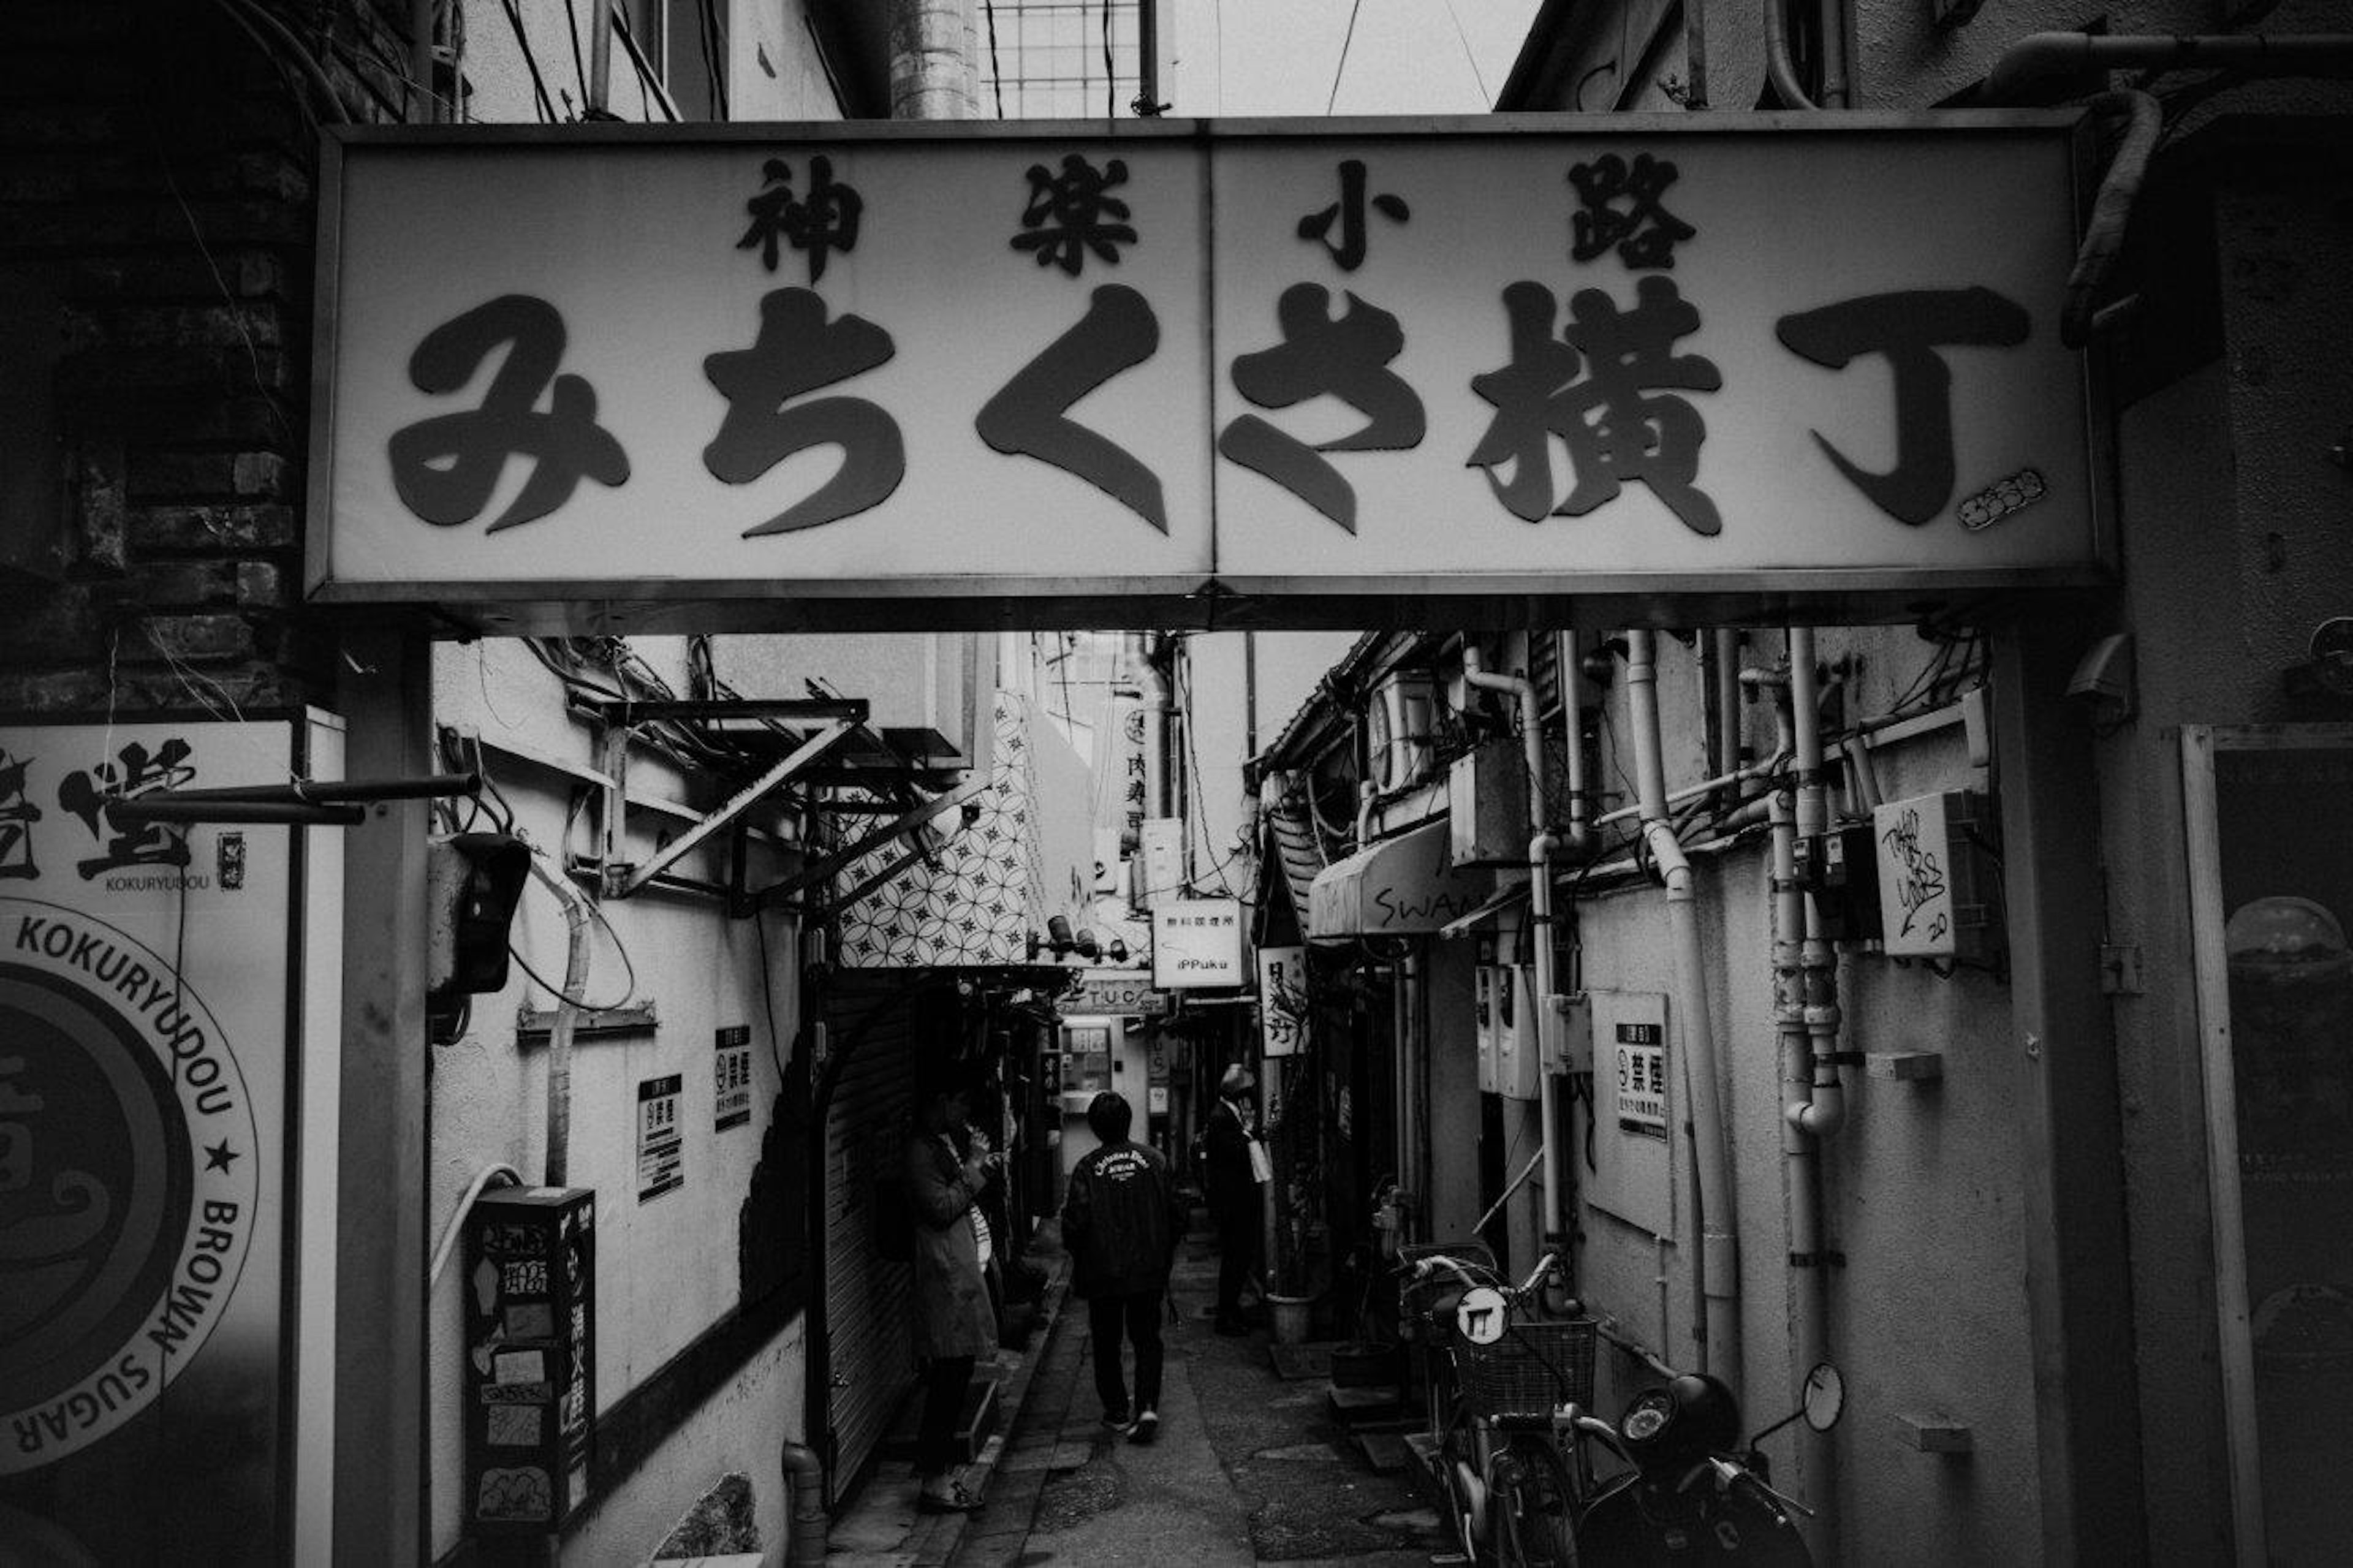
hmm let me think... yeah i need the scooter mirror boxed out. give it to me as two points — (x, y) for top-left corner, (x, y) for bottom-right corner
(1800, 1363), (1846, 1431)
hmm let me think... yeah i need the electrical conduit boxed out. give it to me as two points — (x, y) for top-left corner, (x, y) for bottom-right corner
(1624, 631), (1740, 1390)
(523, 841), (593, 1186)
(1777, 631), (1840, 1555)
(1462, 644), (1572, 1247)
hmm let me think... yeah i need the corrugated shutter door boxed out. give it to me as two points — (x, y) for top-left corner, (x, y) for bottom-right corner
(824, 978), (919, 1498)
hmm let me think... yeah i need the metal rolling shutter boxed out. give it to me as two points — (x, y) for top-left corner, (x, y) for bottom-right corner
(823, 979), (918, 1499)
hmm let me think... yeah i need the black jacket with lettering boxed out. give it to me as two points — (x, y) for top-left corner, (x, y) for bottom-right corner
(1061, 1140), (1185, 1300)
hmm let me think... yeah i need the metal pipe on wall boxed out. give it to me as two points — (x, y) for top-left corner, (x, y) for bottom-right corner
(523, 845), (594, 1185)
(1624, 631), (1741, 1392)
(1463, 645), (1568, 1248)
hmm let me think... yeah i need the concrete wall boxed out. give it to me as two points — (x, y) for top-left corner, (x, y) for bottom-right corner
(428, 637), (813, 1560)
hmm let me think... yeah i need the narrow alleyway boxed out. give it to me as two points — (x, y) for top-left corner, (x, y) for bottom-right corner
(951, 1223), (1447, 1568)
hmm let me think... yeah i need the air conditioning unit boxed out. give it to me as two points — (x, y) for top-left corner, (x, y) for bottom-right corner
(1366, 672), (1435, 793)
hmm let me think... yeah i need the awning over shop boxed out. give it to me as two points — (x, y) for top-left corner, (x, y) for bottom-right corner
(1308, 819), (1495, 942)
(1438, 877), (1532, 939)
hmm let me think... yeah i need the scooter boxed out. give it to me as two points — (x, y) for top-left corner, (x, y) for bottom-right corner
(1574, 1362), (1846, 1565)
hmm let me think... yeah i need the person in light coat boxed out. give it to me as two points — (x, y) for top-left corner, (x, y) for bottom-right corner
(905, 1076), (1002, 1512)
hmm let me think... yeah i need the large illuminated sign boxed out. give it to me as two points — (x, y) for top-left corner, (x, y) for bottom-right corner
(311, 115), (2102, 629)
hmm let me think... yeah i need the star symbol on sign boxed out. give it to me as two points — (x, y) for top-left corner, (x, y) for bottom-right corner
(205, 1140), (240, 1173)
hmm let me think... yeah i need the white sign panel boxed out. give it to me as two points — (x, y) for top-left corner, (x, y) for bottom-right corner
(1066, 968), (1167, 1017)
(1586, 989), (1673, 1236)
(1258, 944), (1309, 1058)
(1153, 897), (1244, 988)
(636, 1074), (684, 1202)
(313, 116), (2101, 626)
(0, 716), (328, 1556)
(713, 1025), (754, 1132)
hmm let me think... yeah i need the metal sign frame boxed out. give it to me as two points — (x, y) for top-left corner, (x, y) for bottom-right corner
(306, 112), (2108, 636)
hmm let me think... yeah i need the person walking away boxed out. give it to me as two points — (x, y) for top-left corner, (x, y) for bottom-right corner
(905, 1076), (1003, 1512)
(1203, 1064), (1268, 1336)
(1061, 1091), (1186, 1443)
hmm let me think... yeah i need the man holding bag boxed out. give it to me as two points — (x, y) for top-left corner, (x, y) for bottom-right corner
(1203, 1064), (1268, 1336)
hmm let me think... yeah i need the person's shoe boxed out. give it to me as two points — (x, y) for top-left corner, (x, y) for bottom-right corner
(1101, 1409), (1135, 1434)
(1127, 1409), (1159, 1445)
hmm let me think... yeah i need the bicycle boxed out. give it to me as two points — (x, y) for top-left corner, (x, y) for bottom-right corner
(1401, 1247), (1609, 1567)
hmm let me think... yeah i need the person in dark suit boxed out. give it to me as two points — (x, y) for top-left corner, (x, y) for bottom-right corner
(1202, 1064), (1265, 1335)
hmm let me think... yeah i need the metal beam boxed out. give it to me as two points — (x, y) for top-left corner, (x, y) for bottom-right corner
(1991, 615), (2146, 1564)
(821, 844), (926, 917)
(611, 719), (857, 898)
(333, 626), (431, 1564)
(759, 776), (988, 909)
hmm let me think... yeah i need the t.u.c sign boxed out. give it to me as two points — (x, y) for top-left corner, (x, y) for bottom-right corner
(308, 113), (2107, 632)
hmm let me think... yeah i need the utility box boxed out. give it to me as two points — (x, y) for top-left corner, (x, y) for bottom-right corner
(464, 1186), (596, 1537)
(1474, 964), (1498, 1093)
(1449, 740), (1531, 868)
(1491, 964), (1543, 1100)
(1871, 790), (1998, 961)
(1545, 990), (1593, 1075)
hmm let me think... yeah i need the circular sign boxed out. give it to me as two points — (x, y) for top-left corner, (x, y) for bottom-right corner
(0, 898), (256, 1474)
(1454, 1284), (1510, 1346)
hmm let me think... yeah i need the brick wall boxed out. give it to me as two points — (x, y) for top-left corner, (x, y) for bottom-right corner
(0, 0), (416, 717)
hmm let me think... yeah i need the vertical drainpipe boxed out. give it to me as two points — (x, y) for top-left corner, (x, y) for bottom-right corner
(1778, 628), (1841, 1556)
(1624, 631), (1740, 1390)
(1461, 643), (1571, 1250)
(887, 0), (980, 120)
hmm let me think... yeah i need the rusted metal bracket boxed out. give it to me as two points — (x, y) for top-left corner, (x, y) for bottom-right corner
(593, 698), (866, 900)
(757, 775), (989, 913)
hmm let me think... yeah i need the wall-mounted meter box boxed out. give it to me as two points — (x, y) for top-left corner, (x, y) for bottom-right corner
(1871, 790), (1998, 961)
(1491, 964), (1543, 1101)
(1474, 964), (1498, 1093)
(1545, 990), (1593, 1075)
(464, 1186), (596, 1537)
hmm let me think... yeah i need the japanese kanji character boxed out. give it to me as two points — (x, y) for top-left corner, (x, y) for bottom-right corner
(58, 738), (196, 879)
(1567, 153), (1694, 270)
(976, 284), (1164, 531)
(1218, 284), (1426, 532)
(1010, 154), (1137, 277)
(1468, 275), (1724, 535)
(737, 154), (863, 284)
(1297, 159), (1408, 272)
(0, 751), (40, 880)
(1774, 287), (2031, 525)
(703, 287), (904, 537)
(386, 295), (629, 534)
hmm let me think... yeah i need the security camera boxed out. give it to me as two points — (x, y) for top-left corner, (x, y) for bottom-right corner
(2066, 632), (2135, 722)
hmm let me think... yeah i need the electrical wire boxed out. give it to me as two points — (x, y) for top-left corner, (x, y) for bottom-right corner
(983, 0), (1006, 116)
(1327, 0), (1366, 113)
(498, 0), (561, 121)
(1435, 0), (1490, 105)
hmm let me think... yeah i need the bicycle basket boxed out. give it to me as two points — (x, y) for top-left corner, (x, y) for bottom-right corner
(1455, 1317), (1597, 1422)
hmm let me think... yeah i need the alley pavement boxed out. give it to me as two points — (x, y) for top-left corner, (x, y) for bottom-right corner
(831, 1216), (1450, 1567)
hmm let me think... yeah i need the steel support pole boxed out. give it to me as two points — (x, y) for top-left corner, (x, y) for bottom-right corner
(333, 626), (432, 1564)
(1991, 615), (2146, 1564)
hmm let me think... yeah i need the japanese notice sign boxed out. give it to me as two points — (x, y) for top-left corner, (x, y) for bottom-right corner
(635, 1074), (683, 1202)
(713, 1025), (753, 1132)
(1153, 897), (1245, 988)
(311, 116), (2102, 627)
(1258, 943), (1309, 1057)
(1586, 988), (1673, 1235)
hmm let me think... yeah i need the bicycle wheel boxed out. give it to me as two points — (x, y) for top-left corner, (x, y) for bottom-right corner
(1438, 1422), (1482, 1559)
(1491, 1437), (1580, 1568)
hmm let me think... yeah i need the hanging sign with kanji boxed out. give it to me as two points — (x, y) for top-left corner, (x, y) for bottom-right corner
(311, 115), (2104, 628)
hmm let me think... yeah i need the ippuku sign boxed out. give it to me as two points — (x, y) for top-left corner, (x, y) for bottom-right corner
(311, 115), (2104, 630)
